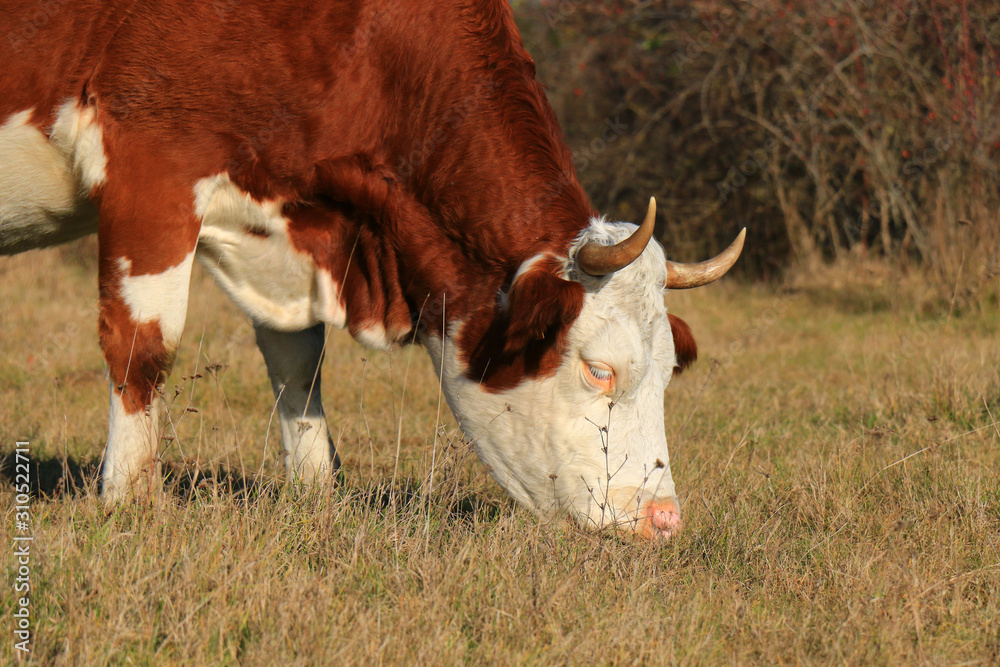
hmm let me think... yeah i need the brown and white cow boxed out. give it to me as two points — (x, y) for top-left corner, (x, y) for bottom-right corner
(0, 0), (743, 538)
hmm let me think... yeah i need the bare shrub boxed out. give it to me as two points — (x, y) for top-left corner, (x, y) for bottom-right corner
(517, 0), (1000, 300)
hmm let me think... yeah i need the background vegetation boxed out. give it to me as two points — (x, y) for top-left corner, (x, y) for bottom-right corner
(517, 0), (1000, 300)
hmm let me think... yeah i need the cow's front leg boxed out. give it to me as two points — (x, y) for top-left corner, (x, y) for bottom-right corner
(94, 149), (201, 501)
(98, 243), (196, 502)
(254, 323), (339, 483)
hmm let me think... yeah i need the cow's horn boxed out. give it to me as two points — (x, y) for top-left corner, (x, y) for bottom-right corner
(578, 197), (657, 276)
(665, 228), (746, 289)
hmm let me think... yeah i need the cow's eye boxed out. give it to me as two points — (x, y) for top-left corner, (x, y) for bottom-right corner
(582, 361), (615, 393)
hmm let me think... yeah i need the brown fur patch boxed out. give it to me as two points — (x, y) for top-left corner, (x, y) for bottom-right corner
(502, 256), (584, 353)
(98, 294), (173, 414)
(459, 256), (584, 391)
(668, 314), (698, 375)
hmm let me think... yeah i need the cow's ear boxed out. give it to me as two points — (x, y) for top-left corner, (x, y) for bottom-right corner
(504, 262), (584, 354)
(668, 313), (698, 374)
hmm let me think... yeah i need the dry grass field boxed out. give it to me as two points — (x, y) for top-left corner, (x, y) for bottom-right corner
(2, 240), (999, 664)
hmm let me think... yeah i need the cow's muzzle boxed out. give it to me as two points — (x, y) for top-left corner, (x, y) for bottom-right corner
(640, 496), (682, 540)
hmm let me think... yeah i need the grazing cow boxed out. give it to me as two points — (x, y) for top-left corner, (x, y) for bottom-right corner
(0, 0), (743, 538)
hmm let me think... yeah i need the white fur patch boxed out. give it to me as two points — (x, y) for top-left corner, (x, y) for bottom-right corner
(117, 252), (195, 349)
(102, 384), (162, 502)
(0, 109), (98, 254)
(50, 99), (107, 194)
(314, 268), (347, 326)
(353, 323), (392, 351)
(193, 173), (348, 331)
(279, 413), (335, 480)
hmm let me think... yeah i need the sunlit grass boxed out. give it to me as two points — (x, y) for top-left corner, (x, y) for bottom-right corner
(2, 241), (998, 664)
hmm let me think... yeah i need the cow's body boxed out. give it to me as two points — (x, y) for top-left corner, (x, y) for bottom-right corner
(1, 0), (742, 538)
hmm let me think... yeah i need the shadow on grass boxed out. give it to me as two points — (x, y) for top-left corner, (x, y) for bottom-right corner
(0, 450), (504, 522)
(0, 450), (273, 501)
(0, 450), (100, 498)
(340, 478), (506, 523)
(160, 461), (281, 502)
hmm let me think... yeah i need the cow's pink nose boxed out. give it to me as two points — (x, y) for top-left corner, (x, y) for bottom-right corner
(643, 497), (682, 540)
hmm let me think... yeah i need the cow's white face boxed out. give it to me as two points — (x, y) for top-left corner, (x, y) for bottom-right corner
(423, 219), (685, 539)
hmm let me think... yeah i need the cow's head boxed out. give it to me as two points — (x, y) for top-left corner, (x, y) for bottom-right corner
(423, 198), (744, 539)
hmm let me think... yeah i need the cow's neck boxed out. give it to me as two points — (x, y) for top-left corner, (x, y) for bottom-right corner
(297, 1), (593, 344)
(283, 145), (591, 351)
